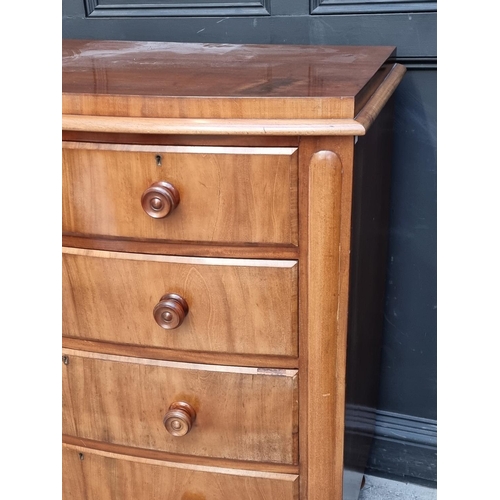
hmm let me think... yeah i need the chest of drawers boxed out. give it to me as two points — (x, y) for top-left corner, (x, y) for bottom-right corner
(62, 39), (405, 500)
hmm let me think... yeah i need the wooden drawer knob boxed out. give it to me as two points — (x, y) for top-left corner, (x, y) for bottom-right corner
(163, 402), (196, 437)
(141, 181), (180, 219)
(153, 293), (189, 330)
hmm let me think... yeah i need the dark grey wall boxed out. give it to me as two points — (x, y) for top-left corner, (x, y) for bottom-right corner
(380, 68), (437, 421)
(63, 1), (436, 58)
(367, 67), (436, 484)
(62, 0), (437, 483)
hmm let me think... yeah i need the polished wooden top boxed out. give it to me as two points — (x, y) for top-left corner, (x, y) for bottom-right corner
(62, 40), (396, 120)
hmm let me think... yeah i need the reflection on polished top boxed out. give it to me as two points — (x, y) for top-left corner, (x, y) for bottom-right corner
(62, 39), (396, 119)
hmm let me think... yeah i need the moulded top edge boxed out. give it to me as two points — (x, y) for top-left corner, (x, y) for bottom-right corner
(62, 39), (397, 120)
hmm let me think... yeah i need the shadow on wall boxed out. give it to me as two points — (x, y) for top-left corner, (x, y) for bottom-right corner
(368, 67), (437, 485)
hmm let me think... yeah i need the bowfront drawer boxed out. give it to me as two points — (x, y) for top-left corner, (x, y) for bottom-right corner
(62, 350), (299, 464)
(62, 142), (298, 245)
(62, 248), (298, 357)
(63, 445), (299, 500)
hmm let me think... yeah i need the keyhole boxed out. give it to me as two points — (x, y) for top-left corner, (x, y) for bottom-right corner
(155, 155), (162, 166)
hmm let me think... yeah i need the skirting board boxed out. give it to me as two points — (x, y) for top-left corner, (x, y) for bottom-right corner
(367, 410), (437, 485)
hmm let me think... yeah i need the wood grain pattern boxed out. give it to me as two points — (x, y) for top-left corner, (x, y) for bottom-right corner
(62, 246), (297, 267)
(62, 142), (298, 245)
(62, 248), (298, 357)
(297, 139), (355, 500)
(62, 40), (395, 120)
(354, 63), (407, 132)
(61, 131), (300, 147)
(334, 138), (358, 499)
(62, 337), (299, 369)
(62, 349), (299, 464)
(63, 435), (300, 474)
(62, 115), (366, 136)
(63, 444), (299, 500)
(61, 40), (405, 500)
(308, 149), (344, 499)
(62, 234), (299, 260)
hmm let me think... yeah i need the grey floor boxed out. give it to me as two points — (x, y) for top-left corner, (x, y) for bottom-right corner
(359, 475), (437, 500)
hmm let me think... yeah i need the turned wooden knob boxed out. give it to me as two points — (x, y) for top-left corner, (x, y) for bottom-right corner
(141, 181), (180, 219)
(153, 293), (189, 330)
(163, 402), (196, 437)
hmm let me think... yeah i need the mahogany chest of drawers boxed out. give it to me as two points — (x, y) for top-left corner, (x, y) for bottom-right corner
(62, 39), (405, 500)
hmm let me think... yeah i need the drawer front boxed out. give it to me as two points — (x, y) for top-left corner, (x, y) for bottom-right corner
(62, 350), (299, 464)
(63, 445), (299, 500)
(62, 248), (298, 357)
(62, 142), (298, 245)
